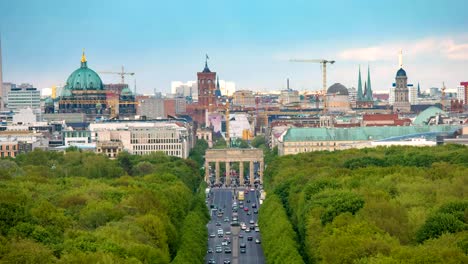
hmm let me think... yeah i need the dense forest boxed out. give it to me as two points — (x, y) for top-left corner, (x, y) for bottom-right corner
(259, 145), (468, 264)
(0, 145), (209, 263)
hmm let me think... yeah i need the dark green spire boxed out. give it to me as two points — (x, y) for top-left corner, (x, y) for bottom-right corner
(366, 65), (373, 101)
(417, 82), (421, 96)
(357, 65), (363, 101)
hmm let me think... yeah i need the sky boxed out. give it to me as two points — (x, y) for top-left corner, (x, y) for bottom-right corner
(1, 0), (468, 94)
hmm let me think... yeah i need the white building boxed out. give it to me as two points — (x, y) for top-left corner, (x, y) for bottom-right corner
(389, 87), (395, 105)
(408, 85), (418, 104)
(279, 90), (300, 105)
(171, 81), (198, 99)
(90, 121), (191, 158)
(457, 85), (465, 102)
(7, 87), (40, 112)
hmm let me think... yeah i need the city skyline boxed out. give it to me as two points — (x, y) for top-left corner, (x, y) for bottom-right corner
(1, 0), (468, 94)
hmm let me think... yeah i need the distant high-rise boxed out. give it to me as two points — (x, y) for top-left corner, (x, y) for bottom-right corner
(0, 35), (3, 111)
(393, 50), (411, 113)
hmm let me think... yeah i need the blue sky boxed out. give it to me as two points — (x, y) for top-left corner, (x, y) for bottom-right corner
(1, 0), (468, 93)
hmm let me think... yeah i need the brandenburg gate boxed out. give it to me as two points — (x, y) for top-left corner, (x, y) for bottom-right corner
(205, 148), (264, 186)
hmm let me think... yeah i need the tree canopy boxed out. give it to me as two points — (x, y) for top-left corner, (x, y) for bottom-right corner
(260, 145), (468, 263)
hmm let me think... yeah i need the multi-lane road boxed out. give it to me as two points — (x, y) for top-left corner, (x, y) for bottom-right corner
(205, 188), (265, 264)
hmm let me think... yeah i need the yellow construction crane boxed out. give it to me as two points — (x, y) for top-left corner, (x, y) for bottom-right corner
(99, 66), (135, 84)
(290, 59), (335, 113)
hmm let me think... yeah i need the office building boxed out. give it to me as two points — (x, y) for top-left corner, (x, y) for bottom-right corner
(7, 87), (41, 111)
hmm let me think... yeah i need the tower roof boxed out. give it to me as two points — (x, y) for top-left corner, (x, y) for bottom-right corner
(396, 68), (407, 77)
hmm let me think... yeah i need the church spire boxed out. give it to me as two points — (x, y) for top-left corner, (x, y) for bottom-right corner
(357, 65), (363, 101)
(417, 82), (421, 97)
(364, 81), (367, 98)
(366, 64), (373, 101)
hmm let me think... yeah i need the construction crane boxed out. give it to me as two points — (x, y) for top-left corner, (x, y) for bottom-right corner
(290, 59), (335, 113)
(99, 66), (135, 84)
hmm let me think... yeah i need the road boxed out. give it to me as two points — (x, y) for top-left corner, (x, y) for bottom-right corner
(205, 187), (265, 264)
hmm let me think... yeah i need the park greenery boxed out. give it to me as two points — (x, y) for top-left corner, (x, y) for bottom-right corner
(0, 148), (209, 263)
(259, 144), (468, 264)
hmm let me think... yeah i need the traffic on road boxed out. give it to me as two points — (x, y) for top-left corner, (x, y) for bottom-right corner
(205, 187), (265, 264)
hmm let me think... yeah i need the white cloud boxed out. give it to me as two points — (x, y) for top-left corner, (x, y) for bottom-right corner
(338, 37), (468, 62)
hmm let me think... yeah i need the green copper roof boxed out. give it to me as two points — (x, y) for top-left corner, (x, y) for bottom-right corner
(283, 125), (460, 142)
(121, 87), (133, 96)
(413, 107), (446, 125)
(65, 53), (103, 91)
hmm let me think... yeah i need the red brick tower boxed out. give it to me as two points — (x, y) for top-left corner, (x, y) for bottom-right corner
(197, 56), (217, 112)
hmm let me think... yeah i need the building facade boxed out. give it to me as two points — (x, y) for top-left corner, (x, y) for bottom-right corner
(7, 87), (41, 111)
(232, 90), (256, 107)
(91, 121), (192, 158)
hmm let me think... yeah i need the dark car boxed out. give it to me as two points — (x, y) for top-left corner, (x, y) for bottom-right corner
(253, 209), (258, 214)
(207, 248), (213, 253)
(247, 236), (253, 241)
(252, 203), (257, 208)
(246, 199), (251, 203)
(216, 221), (221, 226)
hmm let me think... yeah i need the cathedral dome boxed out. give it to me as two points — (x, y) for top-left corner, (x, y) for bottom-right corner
(65, 52), (103, 91)
(396, 68), (407, 77)
(327, 83), (349, 96)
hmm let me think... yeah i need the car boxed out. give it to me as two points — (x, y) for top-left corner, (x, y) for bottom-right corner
(252, 203), (257, 208)
(253, 209), (258, 214)
(208, 258), (216, 264)
(255, 227), (260, 232)
(240, 243), (246, 248)
(250, 188), (255, 192)
(255, 238), (261, 244)
(223, 260), (231, 264)
(224, 217), (230, 222)
(255, 223), (259, 227)
(225, 231), (231, 235)
(244, 207), (249, 212)
(241, 224), (246, 230)
(210, 233), (216, 238)
(240, 248), (246, 253)
(250, 225), (255, 230)
(216, 221), (221, 226)
(246, 199), (251, 203)
(239, 234), (244, 239)
(218, 228), (223, 233)
(245, 228), (251, 233)
(216, 246), (223, 253)
(207, 248), (213, 253)
(239, 201), (243, 205)
(247, 211), (251, 215)
(224, 247), (231, 254)
(244, 190), (249, 194)
(222, 241), (228, 246)
(247, 236), (253, 241)
(249, 219), (255, 224)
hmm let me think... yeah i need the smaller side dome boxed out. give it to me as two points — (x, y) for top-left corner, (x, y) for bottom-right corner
(61, 88), (72, 97)
(396, 68), (407, 77)
(120, 87), (133, 96)
(45, 97), (54, 105)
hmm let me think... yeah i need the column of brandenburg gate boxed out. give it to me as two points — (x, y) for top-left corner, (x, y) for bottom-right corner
(205, 148), (264, 186)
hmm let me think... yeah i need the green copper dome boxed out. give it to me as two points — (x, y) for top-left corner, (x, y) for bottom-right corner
(65, 51), (104, 91)
(121, 87), (133, 96)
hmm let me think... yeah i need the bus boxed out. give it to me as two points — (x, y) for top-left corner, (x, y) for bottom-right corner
(238, 191), (245, 201)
